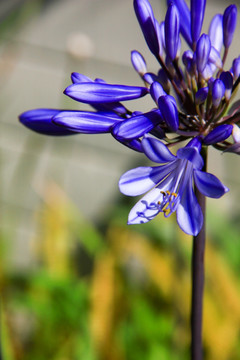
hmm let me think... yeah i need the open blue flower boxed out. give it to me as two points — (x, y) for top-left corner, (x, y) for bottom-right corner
(119, 136), (228, 235)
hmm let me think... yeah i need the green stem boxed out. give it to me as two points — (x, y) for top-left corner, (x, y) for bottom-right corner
(191, 146), (207, 360)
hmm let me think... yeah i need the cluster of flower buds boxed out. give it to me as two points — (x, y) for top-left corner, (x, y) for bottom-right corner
(19, 0), (239, 235)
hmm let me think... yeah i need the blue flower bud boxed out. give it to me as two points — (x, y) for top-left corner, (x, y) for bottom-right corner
(195, 87), (209, 105)
(191, 0), (206, 44)
(212, 79), (225, 107)
(223, 5), (237, 48)
(64, 83), (149, 104)
(208, 14), (223, 52)
(167, 0), (192, 46)
(150, 81), (166, 103)
(19, 109), (78, 136)
(203, 124), (233, 145)
(232, 57), (240, 81)
(158, 95), (179, 131)
(220, 71), (233, 100)
(112, 109), (163, 140)
(134, 0), (159, 57)
(131, 50), (147, 75)
(196, 34), (211, 73)
(165, 3), (180, 61)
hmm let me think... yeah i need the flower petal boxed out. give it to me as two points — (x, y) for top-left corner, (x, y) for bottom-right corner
(177, 147), (203, 169)
(142, 136), (176, 163)
(119, 166), (160, 196)
(53, 111), (119, 133)
(64, 83), (148, 103)
(177, 178), (203, 235)
(127, 187), (162, 224)
(19, 108), (76, 136)
(119, 162), (176, 196)
(193, 170), (229, 198)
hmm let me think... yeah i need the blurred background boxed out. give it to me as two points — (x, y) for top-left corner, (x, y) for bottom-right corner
(0, 0), (240, 359)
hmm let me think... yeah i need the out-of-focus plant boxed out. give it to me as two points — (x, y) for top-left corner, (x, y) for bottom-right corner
(1, 184), (240, 360)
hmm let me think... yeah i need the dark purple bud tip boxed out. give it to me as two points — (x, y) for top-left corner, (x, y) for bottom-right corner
(131, 50), (147, 75)
(223, 4), (237, 48)
(203, 124), (233, 145)
(232, 57), (240, 81)
(195, 86), (209, 105)
(158, 95), (179, 131)
(71, 72), (92, 84)
(220, 71), (233, 100)
(19, 109), (76, 136)
(165, 3), (180, 61)
(212, 79), (225, 107)
(196, 34), (211, 73)
(134, 0), (160, 57)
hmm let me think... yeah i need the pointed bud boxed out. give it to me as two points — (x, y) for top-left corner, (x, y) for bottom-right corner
(19, 109), (77, 136)
(220, 71), (233, 100)
(134, 0), (159, 57)
(158, 95), (179, 131)
(223, 5), (237, 48)
(232, 57), (240, 81)
(212, 79), (225, 107)
(150, 81), (166, 103)
(191, 0), (206, 44)
(167, 0), (192, 46)
(203, 124), (233, 145)
(195, 87), (209, 105)
(131, 50), (147, 75)
(196, 34), (211, 73)
(165, 3), (180, 61)
(64, 83), (148, 103)
(208, 14), (223, 52)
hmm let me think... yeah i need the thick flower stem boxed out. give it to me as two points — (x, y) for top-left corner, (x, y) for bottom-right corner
(191, 146), (207, 360)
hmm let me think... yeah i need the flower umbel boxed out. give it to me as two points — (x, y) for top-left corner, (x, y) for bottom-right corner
(19, 0), (240, 235)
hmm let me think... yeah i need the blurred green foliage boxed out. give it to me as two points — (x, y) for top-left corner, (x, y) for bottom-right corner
(1, 183), (240, 360)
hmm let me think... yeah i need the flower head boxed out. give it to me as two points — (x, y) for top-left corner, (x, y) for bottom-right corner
(19, 0), (240, 234)
(119, 136), (228, 235)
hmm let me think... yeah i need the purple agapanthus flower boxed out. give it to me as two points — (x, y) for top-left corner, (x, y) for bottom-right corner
(119, 136), (228, 235)
(19, 0), (240, 235)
